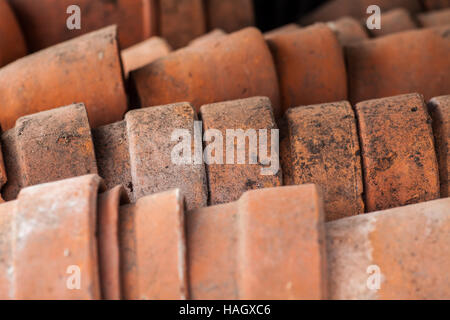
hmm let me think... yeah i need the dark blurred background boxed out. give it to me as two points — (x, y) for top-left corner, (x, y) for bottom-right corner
(253, 0), (328, 31)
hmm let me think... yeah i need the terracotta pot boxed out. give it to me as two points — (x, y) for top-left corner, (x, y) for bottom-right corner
(1, 104), (98, 201)
(97, 186), (129, 300)
(7, 0), (155, 51)
(200, 97), (282, 205)
(0, 0), (26, 67)
(204, 0), (254, 32)
(0, 175), (103, 299)
(418, 8), (450, 27)
(0, 102), (207, 210)
(131, 27), (280, 115)
(347, 27), (450, 103)
(0, 26), (127, 131)
(369, 8), (418, 37)
(422, 0), (450, 10)
(93, 103), (208, 210)
(119, 189), (188, 300)
(0, 200), (15, 298)
(327, 197), (450, 299)
(281, 101), (364, 221)
(327, 17), (369, 46)
(300, 0), (422, 25)
(266, 23), (347, 114)
(121, 36), (171, 78)
(355, 93), (440, 212)
(428, 95), (450, 197)
(264, 24), (300, 40)
(0, 141), (6, 202)
(158, 0), (206, 48)
(187, 184), (327, 299)
(119, 184), (326, 299)
(188, 29), (226, 47)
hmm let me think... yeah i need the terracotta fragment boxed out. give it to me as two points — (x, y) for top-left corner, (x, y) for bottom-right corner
(369, 8), (418, 37)
(200, 97), (282, 205)
(347, 27), (450, 103)
(281, 101), (364, 221)
(355, 93), (440, 212)
(327, 198), (450, 299)
(428, 95), (450, 197)
(0, 26), (127, 130)
(12, 175), (102, 299)
(7, 0), (155, 51)
(205, 0), (254, 32)
(159, 0), (206, 48)
(1, 104), (98, 201)
(187, 184), (327, 299)
(300, 0), (422, 25)
(119, 189), (188, 300)
(97, 186), (129, 300)
(131, 27), (280, 115)
(266, 23), (347, 114)
(327, 17), (368, 46)
(0, 0), (26, 67)
(418, 8), (450, 27)
(121, 37), (171, 78)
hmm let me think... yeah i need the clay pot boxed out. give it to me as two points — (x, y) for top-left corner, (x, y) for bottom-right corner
(422, 0), (450, 10)
(327, 197), (450, 299)
(131, 27), (280, 116)
(0, 26), (127, 131)
(0, 0), (26, 67)
(97, 186), (129, 300)
(0, 175), (103, 299)
(7, 0), (155, 51)
(428, 95), (450, 197)
(121, 37), (171, 78)
(119, 189), (188, 300)
(281, 101), (364, 221)
(347, 27), (450, 103)
(266, 23), (347, 114)
(1, 175), (449, 299)
(418, 8), (450, 27)
(1, 104), (98, 201)
(188, 29), (226, 47)
(0, 141), (6, 202)
(187, 184), (327, 300)
(0, 102), (207, 210)
(158, 0), (206, 48)
(264, 24), (300, 41)
(300, 0), (422, 25)
(200, 96), (282, 205)
(355, 93), (440, 212)
(93, 102), (208, 210)
(327, 17), (369, 46)
(369, 8), (418, 37)
(204, 0), (254, 32)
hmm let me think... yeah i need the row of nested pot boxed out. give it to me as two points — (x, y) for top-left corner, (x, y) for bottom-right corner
(0, 0), (254, 55)
(267, 6), (450, 46)
(0, 174), (448, 299)
(0, 93), (448, 222)
(0, 21), (449, 132)
(299, 0), (449, 25)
